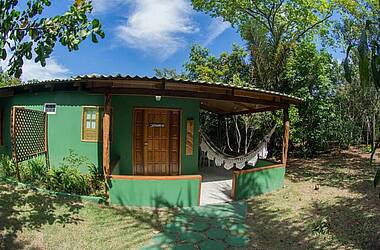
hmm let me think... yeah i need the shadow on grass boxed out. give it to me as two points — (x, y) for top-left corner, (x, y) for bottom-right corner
(247, 198), (325, 249)
(246, 185), (380, 249)
(108, 198), (249, 249)
(245, 149), (380, 249)
(287, 150), (378, 195)
(0, 176), (250, 249)
(308, 193), (380, 249)
(0, 181), (83, 249)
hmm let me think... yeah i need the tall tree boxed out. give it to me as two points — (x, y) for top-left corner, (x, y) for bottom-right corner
(192, 0), (363, 91)
(184, 43), (250, 85)
(341, 7), (380, 193)
(0, 0), (104, 78)
(284, 41), (343, 154)
(341, 8), (380, 148)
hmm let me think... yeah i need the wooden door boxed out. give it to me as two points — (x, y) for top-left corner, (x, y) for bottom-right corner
(133, 108), (180, 175)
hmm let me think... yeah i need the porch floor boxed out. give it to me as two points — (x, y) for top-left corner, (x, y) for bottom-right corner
(200, 165), (233, 206)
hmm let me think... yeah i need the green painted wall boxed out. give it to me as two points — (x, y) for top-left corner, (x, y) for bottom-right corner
(108, 177), (201, 207)
(246, 159), (278, 169)
(235, 165), (285, 200)
(0, 92), (104, 172)
(111, 95), (200, 175)
(0, 92), (200, 174)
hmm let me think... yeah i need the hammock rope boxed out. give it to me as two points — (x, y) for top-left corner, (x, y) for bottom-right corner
(200, 126), (276, 170)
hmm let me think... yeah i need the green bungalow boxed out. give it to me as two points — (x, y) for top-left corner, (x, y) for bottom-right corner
(0, 75), (301, 207)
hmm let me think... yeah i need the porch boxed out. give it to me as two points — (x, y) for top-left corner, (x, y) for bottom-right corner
(84, 75), (300, 207)
(200, 164), (233, 205)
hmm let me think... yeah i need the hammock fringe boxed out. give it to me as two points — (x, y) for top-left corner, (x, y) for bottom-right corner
(200, 126), (276, 170)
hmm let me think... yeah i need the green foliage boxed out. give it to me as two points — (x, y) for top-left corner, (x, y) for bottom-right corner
(0, 71), (21, 87)
(0, 0), (105, 77)
(87, 162), (105, 196)
(311, 217), (330, 235)
(0, 151), (104, 196)
(0, 154), (15, 177)
(191, 0), (361, 91)
(360, 145), (373, 153)
(60, 149), (89, 170)
(20, 156), (48, 185)
(191, 0), (338, 36)
(154, 68), (184, 79)
(284, 42), (345, 154)
(338, 4), (380, 195)
(47, 165), (89, 195)
(181, 44), (272, 154)
(184, 43), (251, 85)
(46, 149), (102, 195)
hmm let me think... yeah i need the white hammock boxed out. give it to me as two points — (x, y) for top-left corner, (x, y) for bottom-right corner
(200, 126), (276, 170)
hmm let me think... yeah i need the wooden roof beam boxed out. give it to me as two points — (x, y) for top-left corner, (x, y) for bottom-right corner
(0, 89), (14, 97)
(221, 105), (288, 116)
(90, 87), (289, 107)
(200, 103), (230, 114)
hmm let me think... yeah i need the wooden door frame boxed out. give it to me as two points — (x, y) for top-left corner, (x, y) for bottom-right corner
(132, 107), (182, 176)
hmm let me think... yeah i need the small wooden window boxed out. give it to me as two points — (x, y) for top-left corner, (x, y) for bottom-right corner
(82, 106), (102, 142)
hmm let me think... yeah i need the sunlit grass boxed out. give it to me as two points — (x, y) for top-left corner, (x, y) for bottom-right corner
(246, 148), (380, 249)
(0, 183), (175, 249)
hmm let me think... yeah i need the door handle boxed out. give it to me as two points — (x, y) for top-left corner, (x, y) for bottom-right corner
(144, 142), (148, 146)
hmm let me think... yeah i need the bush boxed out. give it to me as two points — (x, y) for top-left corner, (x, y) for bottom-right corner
(45, 150), (96, 195)
(87, 163), (105, 196)
(0, 154), (16, 177)
(60, 149), (88, 170)
(47, 166), (89, 195)
(19, 156), (48, 185)
(0, 151), (105, 197)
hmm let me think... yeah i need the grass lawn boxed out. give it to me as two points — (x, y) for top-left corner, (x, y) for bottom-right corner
(1, 148), (379, 249)
(247, 148), (380, 249)
(0, 182), (175, 249)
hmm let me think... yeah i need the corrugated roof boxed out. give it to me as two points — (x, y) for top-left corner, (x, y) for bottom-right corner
(0, 74), (303, 103)
(74, 74), (303, 102)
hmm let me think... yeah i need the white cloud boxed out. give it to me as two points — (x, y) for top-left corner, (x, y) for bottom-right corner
(91, 0), (128, 13)
(0, 46), (69, 81)
(21, 58), (70, 81)
(116, 0), (199, 59)
(203, 17), (230, 46)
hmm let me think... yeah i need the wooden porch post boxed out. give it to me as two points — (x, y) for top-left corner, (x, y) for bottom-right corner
(103, 94), (112, 176)
(282, 108), (290, 167)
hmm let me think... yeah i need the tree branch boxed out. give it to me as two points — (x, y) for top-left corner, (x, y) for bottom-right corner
(246, 8), (271, 31)
(294, 13), (333, 42)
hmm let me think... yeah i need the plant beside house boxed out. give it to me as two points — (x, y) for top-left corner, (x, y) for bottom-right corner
(0, 150), (105, 197)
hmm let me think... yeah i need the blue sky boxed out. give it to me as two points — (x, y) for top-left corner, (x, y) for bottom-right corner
(15, 0), (245, 81)
(6, 0), (346, 81)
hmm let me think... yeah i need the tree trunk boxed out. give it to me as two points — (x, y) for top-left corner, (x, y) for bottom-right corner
(244, 118), (248, 154)
(366, 116), (370, 145)
(225, 118), (233, 152)
(371, 113), (377, 164)
(233, 116), (241, 153)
